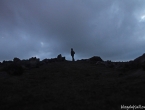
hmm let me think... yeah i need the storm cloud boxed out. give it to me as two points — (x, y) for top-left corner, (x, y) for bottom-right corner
(0, 0), (145, 61)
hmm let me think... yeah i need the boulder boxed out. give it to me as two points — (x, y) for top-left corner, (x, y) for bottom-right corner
(134, 53), (145, 63)
(41, 59), (50, 65)
(57, 54), (65, 62)
(89, 56), (103, 63)
(29, 57), (40, 68)
(2, 60), (13, 66)
(132, 53), (145, 69)
(13, 57), (21, 62)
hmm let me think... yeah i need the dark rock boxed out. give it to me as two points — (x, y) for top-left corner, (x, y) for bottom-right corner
(29, 57), (40, 68)
(89, 56), (103, 64)
(13, 57), (21, 62)
(57, 54), (65, 62)
(142, 61), (145, 71)
(2, 60), (13, 66)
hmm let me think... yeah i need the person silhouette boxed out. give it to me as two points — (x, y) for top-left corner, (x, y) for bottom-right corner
(71, 48), (75, 61)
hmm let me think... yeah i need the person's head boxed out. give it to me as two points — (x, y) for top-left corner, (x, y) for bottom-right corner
(71, 48), (73, 51)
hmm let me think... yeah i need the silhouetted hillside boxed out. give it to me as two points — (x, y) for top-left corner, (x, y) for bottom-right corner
(134, 53), (145, 63)
(0, 60), (145, 110)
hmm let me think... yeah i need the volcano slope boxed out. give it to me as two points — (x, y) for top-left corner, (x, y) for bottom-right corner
(0, 61), (145, 110)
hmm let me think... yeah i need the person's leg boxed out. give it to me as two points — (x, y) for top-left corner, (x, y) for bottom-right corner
(72, 55), (75, 61)
(72, 55), (74, 61)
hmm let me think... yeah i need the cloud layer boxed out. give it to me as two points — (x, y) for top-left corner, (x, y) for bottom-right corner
(0, 0), (145, 61)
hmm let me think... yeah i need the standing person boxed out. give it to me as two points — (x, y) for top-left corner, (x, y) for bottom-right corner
(71, 48), (75, 61)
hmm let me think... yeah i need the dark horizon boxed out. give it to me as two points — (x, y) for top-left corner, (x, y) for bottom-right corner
(1, 52), (144, 63)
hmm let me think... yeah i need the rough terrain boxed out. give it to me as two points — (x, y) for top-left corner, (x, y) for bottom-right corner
(0, 61), (145, 110)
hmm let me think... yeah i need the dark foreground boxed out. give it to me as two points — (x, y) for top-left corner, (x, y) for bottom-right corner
(0, 61), (145, 110)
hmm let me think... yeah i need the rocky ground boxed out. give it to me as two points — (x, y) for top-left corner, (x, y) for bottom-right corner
(0, 61), (145, 110)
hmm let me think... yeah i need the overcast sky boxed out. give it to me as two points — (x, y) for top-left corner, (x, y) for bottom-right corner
(0, 0), (145, 61)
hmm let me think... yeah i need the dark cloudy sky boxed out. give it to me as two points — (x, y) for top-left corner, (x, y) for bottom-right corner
(0, 0), (145, 61)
